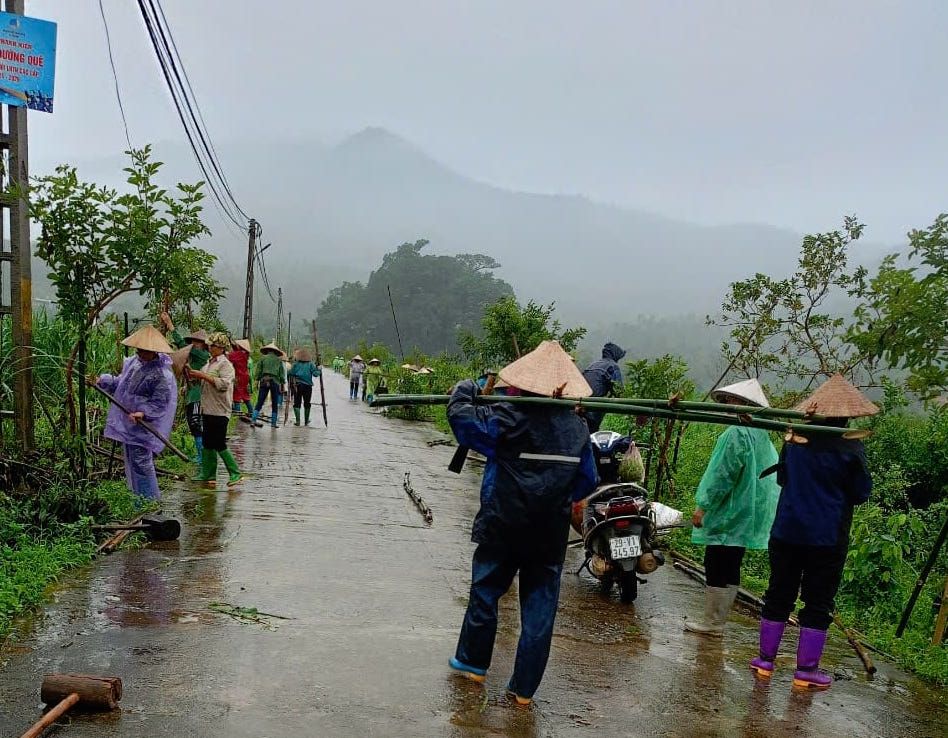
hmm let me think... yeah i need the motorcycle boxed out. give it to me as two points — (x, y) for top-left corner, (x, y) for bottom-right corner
(572, 430), (680, 603)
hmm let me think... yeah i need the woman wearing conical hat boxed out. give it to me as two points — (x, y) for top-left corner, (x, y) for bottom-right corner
(161, 312), (210, 464)
(251, 343), (287, 428)
(446, 341), (599, 706)
(684, 379), (781, 639)
(750, 374), (878, 691)
(94, 325), (177, 502)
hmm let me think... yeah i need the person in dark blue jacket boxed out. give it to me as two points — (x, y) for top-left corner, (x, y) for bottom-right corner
(581, 342), (626, 432)
(447, 341), (598, 705)
(750, 375), (878, 691)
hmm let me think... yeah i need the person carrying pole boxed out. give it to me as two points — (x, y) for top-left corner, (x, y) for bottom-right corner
(684, 379), (780, 637)
(750, 374), (878, 691)
(581, 342), (626, 432)
(288, 348), (321, 426)
(446, 340), (598, 706)
(251, 343), (287, 428)
(187, 332), (242, 489)
(95, 325), (177, 503)
(364, 358), (384, 404)
(161, 312), (209, 463)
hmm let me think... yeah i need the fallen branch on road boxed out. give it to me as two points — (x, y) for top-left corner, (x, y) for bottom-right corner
(403, 472), (433, 525)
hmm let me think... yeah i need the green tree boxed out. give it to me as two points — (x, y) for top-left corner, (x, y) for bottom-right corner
(24, 146), (220, 431)
(459, 296), (587, 367)
(708, 216), (876, 390)
(850, 214), (948, 400)
(317, 239), (514, 355)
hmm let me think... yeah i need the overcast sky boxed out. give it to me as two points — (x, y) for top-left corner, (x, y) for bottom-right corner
(27, 0), (948, 242)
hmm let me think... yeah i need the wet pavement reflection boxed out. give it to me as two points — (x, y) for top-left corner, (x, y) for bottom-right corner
(1, 374), (945, 736)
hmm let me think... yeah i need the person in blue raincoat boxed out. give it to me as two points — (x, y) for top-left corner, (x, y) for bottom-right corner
(446, 341), (598, 706)
(581, 342), (626, 432)
(95, 325), (177, 502)
(684, 379), (780, 637)
(751, 374), (877, 692)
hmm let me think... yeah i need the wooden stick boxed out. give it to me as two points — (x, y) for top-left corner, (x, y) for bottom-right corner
(933, 575), (948, 646)
(834, 612), (877, 674)
(20, 692), (80, 738)
(87, 382), (189, 461)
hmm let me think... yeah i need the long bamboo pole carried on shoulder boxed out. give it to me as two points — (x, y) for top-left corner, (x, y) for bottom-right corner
(370, 393), (855, 437)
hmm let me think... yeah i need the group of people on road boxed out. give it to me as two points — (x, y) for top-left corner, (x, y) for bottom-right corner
(343, 354), (384, 403)
(445, 339), (877, 705)
(97, 321), (877, 706)
(95, 316), (329, 501)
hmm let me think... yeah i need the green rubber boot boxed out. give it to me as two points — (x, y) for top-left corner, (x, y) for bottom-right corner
(219, 449), (243, 488)
(191, 449), (218, 488)
(293, 407), (301, 426)
(304, 406), (311, 426)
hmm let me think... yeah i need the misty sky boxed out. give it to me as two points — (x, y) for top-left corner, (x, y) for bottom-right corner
(27, 0), (948, 243)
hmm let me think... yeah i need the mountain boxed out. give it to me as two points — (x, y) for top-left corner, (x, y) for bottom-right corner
(56, 128), (890, 336)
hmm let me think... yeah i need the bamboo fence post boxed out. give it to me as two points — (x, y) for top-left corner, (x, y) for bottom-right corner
(933, 575), (948, 646)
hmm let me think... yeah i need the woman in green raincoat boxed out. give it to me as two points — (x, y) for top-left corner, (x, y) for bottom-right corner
(684, 379), (780, 638)
(363, 358), (384, 403)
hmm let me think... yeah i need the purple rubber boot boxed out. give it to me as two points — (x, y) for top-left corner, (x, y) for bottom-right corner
(749, 618), (786, 679)
(793, 627), (833, 690)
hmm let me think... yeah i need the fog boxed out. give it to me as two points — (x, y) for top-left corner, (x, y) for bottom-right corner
(23, 0), (947, 327)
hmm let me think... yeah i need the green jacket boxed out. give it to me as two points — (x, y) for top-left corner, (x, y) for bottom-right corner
(692, 425), (780, 549)
(364, 365), (383, 394)
(170, 329), (210, 405)
(255, 353), (286, 383)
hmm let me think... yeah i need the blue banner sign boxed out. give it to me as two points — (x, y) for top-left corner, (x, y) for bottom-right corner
(0, 11), (56, 112)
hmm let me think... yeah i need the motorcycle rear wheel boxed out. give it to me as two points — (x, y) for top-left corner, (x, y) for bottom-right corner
(618, 571), (638, 603)
(599, 573), (615, 596)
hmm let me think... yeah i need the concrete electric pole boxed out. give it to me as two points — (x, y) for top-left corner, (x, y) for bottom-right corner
(241, 218), (257, 340)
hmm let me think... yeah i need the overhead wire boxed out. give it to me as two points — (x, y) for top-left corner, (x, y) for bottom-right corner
(135, 0), (247, 230)
(98, 0), (132, 150)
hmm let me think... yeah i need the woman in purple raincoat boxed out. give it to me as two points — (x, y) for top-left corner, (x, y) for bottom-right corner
(96, 325), (177, 501)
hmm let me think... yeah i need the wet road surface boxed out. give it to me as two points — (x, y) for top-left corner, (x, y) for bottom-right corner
(1, 373), (946, 737)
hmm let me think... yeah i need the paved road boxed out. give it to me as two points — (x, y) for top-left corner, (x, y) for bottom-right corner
(1, 373), (945, 737)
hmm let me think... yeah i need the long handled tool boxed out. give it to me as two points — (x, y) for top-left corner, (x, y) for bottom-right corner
(20, 673), (122, 738)
(310, 320), (329, 427)
(88, 382), (190, 462)
(92, 515), (181, 542)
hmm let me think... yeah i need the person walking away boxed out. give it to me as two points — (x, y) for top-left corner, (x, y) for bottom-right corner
(289, 348), (321, 425)
(187, 333), (242, 488)
(229, 338), (254, 417)
(447, 341), (598, 705)
(364, 358), (383, 404)
(252, 343), (287, 428)
(95, 325), (177, 503)
(750, 374), (877, 690)
(684, 379), (780, 637)
(582, 342), (626, 432)
(161, 313), (210, 463)
(348, 355), (366, 400)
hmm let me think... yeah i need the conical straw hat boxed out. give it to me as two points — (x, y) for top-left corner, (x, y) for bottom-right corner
(171, 345), (192, 377)
(498, 340), (592, 398)
(233, 339), (252, 353)
(185, 328), (209, 344)
(711, 378), (770, 408)
(294, 347), (312, 362)
(260, 342), (283, 355)
(122, 325), (173, 354)
(794, 374), (879, 418)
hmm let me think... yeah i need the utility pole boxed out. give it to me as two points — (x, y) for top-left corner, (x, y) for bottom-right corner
(286, 311), (292, 351)
(275, 287), (283, 345)
(0, 0), (34, 450)
(241, 218), (257, 340)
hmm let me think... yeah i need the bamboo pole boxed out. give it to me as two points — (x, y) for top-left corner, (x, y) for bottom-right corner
(371, 394), (854, 437)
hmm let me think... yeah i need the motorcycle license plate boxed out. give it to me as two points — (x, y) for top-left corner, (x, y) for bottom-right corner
(609, 535), (642, 560)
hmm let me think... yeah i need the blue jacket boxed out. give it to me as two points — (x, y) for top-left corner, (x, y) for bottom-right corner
(582, 342), (626, 398)
(448, 380), (598, 563)
(770, 435), (872, 547)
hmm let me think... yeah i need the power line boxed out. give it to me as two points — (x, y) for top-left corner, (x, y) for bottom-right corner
(135, 0), (248, 230)
(98, 0), (131, 149)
